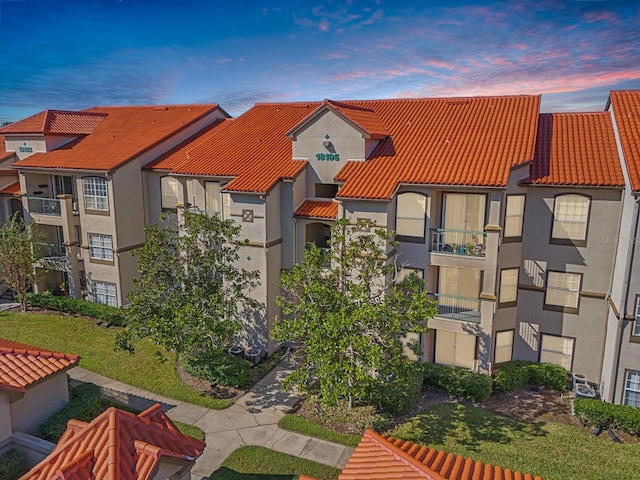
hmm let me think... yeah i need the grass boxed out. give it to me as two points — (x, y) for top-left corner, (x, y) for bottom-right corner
(390, 403), (640, 480)
(174, 420), (206, 441)
(0, 311), (232, 409)
(208, 446), (340, 480)
(279, 414), (361, 448)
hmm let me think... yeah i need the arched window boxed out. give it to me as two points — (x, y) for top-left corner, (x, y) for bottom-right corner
(395, 192), (427, 242)
(552, 194), (590, 245)
(82, 177), (109, 211)
(161, 176), (180, 211)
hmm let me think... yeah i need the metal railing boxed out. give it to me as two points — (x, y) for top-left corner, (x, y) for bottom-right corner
(427, 293), (481, 323)
(430, 228), (486, 256)
(39, 243), (66, 259)
(186, 208), (220, 217)
(27, 197), (61, 216)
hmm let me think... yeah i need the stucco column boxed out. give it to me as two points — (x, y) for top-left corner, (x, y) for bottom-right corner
(57, 194), (81, 299)
(0, 394), (13, 442)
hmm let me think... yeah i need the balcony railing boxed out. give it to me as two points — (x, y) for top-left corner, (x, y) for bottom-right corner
(39, 243), (66, 259)
(187, 208), (219, 217)
(27, 197), (61, 216)
(430, 228), (486, 257)
(427, 293), (481, 323)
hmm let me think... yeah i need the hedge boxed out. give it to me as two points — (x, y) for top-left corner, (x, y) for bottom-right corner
(370, 363), (424, 414)
(493, 361), (567, 392)
(422, 363), (493, 402)
(574, 398), (640, 435)
(0, 449), (26, 480)
(39, 383), (102, 442)
(26, 293), (126, 326)
(179, 348), (252, 388)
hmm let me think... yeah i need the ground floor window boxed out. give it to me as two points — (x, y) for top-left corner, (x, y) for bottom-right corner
(539, 334), (574, 370)
(494, 330), (514, 365)
(624, 371), (640, 408)
(435, 330), (476, 369)
(94, 281), (117, 307)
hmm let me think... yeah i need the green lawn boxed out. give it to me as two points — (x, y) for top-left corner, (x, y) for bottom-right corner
(279, 414), (361, 447)
(209, 446), (340, 480)
(0, 311), (232, 409)
(390, 403), (640, 480)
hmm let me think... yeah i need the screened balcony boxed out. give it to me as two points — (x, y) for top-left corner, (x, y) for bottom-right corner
(427, 292), (481, 323)
(27, 197), (61, 216)
(39, 243), (66, 259)
(430, 228), (486, 256)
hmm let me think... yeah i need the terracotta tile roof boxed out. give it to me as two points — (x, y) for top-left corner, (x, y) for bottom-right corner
(334, 96), (540, 199)
(0, 181), (21, 196)
(169, 103), (318, 192)
(0, 110), (106, 136)
(0, 338), (79, 393)
(12, 105), (222, 172)
(0, 169), (17, 175)
(23, 404), (205, 480)
(0, 136), (16, 163)
(609, 90), (640, 192)
(294, 199), (338, 219)
(524, 113), (624, 187)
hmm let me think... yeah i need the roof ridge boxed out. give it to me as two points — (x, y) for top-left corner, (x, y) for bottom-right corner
(85, 103), (219, 111)
(324, 99), (375, 112)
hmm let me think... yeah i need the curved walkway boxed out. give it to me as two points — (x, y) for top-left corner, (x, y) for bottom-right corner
(68, 358), (353, 480)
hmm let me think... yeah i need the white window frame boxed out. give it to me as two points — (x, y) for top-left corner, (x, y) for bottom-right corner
(396, 192), (427, 242)
(545, 271), (581, 312)
(88, 234), (113, 261)
(539, 334), (574, 371)
(494, 330), (514, 365)
(161, 176), (180, 212)
(93, 281), (117, 307)
(504, 194), (525, 240)
(624, 371), (640, 408)
(499, 268), (519, 306)
(551, 194), (590, 245)
(82, 177), (109, 211)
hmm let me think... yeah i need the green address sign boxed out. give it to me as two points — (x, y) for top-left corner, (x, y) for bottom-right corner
(315, 153), (340, 161)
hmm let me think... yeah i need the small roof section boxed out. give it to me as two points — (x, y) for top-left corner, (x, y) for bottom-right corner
(339, 429), (545, 480)
(0, 110), (106, 136)
(609, 90), (640, 192)
(0, 136), (16, 164)
(524, 113), (624, 187)
(294, 199), (338, 219)
(0, 181), (21, 196)
(23, 404), (205, 480)
(12, 104), (223, 172)
(0, 338), (79, 393)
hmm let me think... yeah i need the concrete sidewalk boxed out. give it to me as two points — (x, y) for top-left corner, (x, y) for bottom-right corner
(68, 358), (353, 479)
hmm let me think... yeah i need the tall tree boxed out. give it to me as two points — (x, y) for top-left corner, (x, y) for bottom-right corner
(0, 213), (47, 311)
(116, 212), (260, 356)
(273, 218), (437, 409)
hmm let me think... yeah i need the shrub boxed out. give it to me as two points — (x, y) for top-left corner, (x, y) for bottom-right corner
(0, 449), (26, 480)
(39, 383), (102, 442)
(26, 293), (126, 326)
(302, 395), (392, 433)
(422, 363), (493, 402)
(494, 361), (567, 392)
(370, 363), (424, 414)
(574, 398), (640, 435)
(179, 349), (252, 388)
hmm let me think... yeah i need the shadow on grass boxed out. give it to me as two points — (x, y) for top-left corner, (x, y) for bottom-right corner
(390, 403), (547, 451)
(208, 468), (294, 480)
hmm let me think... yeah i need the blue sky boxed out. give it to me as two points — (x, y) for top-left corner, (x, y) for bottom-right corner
(1, 0), (639, 123)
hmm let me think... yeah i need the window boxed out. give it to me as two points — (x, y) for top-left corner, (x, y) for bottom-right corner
(82, 177), (109, 211)
(540, 334), (574, 370)
(624, 371), (640, 408)
(552, 194), (590, 245)
(504, 195), (525, 240)
(315, 183), (339, 198)
(545, 271), (581, 312)
(396, 192), (427, 241)
(499, 268), (519, 306)
(435, 330), (476, 369)
(94, 281), (117, 307)
(494, 330), (513, 365)
(205, 181), (220, 213)
(634, 297), (640, 337)
(161, 176), (179, 211)
(88, 234), (113, 261)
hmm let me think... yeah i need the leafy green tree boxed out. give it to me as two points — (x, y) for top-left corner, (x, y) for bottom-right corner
(116, 211), (260, 356)
(0, 213), (47, 311)
(273, 218), (437, 409)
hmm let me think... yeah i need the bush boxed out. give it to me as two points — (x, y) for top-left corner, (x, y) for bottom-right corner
(39, 383), (102, 442)
(179, 349), (252, 388)
(422, 363), (493, 402)
(574, 398), (640, 435)
(301, 395), (392, 433)
(0, 449), (26, 480)
(370, 363), (424, 414)
(26, 293), (126, 326)
(494, 361), (567, 392)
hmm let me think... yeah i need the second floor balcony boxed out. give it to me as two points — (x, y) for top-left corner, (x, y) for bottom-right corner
(427, 292), (481, 323)
(27, 197), (61, 216)
(430, 228), (486, 257)
(39, 243), (66, 260)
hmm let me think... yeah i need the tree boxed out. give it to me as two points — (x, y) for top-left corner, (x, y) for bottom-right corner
(272, 218), (437, 409)
(0, 213), (47, 311)
(116, 211), (260, 356)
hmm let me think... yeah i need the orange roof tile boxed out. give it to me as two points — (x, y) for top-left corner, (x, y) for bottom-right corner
(295, 199), (338, 219)
(0, 181), (21, 196)
(339, 430), (545, 480)
(524, 113), (624, 187)
(609, 90), (640, 192)
(334, 96), (540, 199)
(23, 404), (205, 480)
(0, 338), (79, 393)
(0, 110), (106, 136)
(12, 105), (222, 172)
(0, 169), (17, 175)
(169, 103), (318, 192)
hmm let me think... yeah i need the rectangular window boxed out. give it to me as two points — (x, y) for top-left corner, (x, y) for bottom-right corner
(93, 281), (117, 307)
(540, 334), (574, 370)
(499, 268), (519, 306)
(82, 177), (109, 211)
(545, 271), (581, 312)
(396, 193), (427, 241)
(504, 195), (525, 240)
(494, 330), (513, 364)
(161, 176), (179, 211)
(205, 181), (220, 213)
(552, 194), (590, 245)
(634, 297), (640, 337)
(88, 234), (113, 261)
(624, 371), (640, 408)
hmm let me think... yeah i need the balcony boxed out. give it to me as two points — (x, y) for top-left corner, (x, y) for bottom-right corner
(27, 197), (61, 216)
(187, 208), (219, 217)
(430, 228), (486, 257)
(39, 243), (66, 259)
(427, 293), (481, 323)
